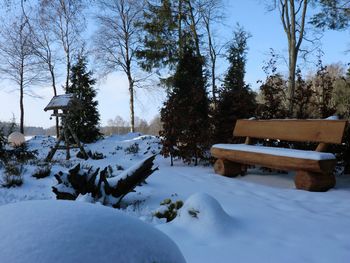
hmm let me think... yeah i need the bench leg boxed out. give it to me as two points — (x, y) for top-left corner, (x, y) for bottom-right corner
(294, 171), (336, 192)
(214, 159), (243, 177)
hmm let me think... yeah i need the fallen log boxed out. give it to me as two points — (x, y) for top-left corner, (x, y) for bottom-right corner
(52, 155), (158, 207)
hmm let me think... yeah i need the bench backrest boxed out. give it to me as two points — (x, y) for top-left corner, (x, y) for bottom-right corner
(233, 119), (347, 144)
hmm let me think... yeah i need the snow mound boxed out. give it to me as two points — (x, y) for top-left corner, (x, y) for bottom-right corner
(173, 193), (234, 237)
(0, 200), (185, 263)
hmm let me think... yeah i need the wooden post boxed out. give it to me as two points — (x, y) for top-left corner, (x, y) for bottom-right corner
(316, 142), (328, 152)
(67, 124), (88, 160)
(214, 159), (243, 177)
(63, 125), (70, 160)
(294, 171), (335, 192)
(45, 128), (65, 162)
(245, 136), (252, 145)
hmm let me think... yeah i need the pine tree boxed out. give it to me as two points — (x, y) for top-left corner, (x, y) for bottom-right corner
(213, 27), (256, 143)
(160, 44), (210, 165)
(137, 0), (179, 72)
(66, 55), (101, 143)
(137, 0), (203, 73)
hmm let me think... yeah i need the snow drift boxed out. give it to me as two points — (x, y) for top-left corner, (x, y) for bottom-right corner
(0, 200), (185, 263)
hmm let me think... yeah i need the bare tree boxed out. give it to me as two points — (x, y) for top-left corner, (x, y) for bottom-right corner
(272, 0), (309, 116)
(29, 4), (62, 136)
(134, 116), (149, 134)
(38, 0), (86, 91)
(94, 0), (144, 133)
(106, 115), (129, 134)
(0, 8), (43, 133)
(148, 114), (162, 135)
(198, 0), (225, 106)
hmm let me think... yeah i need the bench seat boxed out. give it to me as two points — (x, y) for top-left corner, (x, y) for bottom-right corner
(212, 144), (336, 160)
(211, 144), (337, 174)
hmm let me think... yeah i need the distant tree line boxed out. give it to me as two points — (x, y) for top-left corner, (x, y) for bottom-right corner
(102, 115), (162, 136)
(0, 114), (162, 137)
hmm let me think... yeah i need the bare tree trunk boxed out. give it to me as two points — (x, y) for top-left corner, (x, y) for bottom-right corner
(288, 47), (297, 115)
(65, 52), (70, 91)
(20, 74), (24, 134)
(128, 77), (135, 133)
(178, 0), (183, 56)
(50, 66), (60, 137)
(279, 0), (308, 117)
(186, 0), (201, 58)
(20, 89), (24, 134)
(205, 19), (217, 106)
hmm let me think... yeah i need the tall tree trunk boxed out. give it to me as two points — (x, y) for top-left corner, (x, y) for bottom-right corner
(128, 76), (135, 133)
(20, 79), (24, 134)
(178, 0), (183, 56)
(205, 19), (217, 106)
(65, 52), (70, 91)
(186, 0), (201, 58)
(50, 66), (60, 137)
(279, 0), (308, 117)
(211, 60), (216, 105)
(288, 46), (297, 116)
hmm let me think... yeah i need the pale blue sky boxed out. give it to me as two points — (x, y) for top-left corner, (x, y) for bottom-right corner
(0, 0), (348, 129)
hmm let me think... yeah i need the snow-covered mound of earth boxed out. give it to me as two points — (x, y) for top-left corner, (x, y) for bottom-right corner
(0, 200), (185, 263)
(170, 193), (234, 238)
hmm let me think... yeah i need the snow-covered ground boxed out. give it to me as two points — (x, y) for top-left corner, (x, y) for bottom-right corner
(1, 134), (350, 263)
(0, 200), (185, 263)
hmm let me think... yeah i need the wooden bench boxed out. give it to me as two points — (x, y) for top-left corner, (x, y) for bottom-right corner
(210, 119), (348, 191)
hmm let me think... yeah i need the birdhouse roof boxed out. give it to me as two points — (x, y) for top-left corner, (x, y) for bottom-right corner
(44, 94), (77, 111)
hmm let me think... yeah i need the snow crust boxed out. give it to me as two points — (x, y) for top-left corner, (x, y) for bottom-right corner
(213, 143), (336, 160)
(0, 200), (185, 263)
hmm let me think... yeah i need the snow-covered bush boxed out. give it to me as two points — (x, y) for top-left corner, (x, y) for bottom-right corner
(154, 198), (184, 222)
(0, 200), (186, 263)
(124, 142), (140, 154)
(0, 127), (5, 152)
(32, 162), (51, 179)
(2, 161), (23, 187)
(77, 150), (105, 160)
(1, 143), (37, 163)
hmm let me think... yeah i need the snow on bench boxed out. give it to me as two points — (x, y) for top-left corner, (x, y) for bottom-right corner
(212, 144), (336, 161)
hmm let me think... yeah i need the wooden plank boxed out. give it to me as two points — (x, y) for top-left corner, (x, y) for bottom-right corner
(210, 147), (336, 173)
(233, 119), (347, 144)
